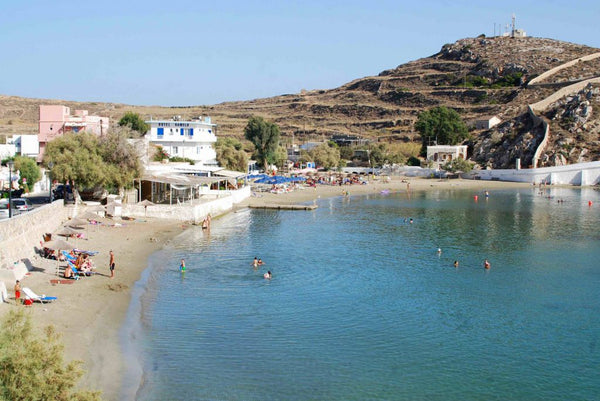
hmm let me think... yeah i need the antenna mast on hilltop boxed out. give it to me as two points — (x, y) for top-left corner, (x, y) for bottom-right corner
(511, 13), (516, 37)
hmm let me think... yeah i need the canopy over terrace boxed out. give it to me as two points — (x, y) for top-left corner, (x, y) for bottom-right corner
(137, 170), (245, 205)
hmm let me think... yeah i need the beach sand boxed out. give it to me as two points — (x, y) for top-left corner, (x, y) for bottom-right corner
(1, 177), (531, 400)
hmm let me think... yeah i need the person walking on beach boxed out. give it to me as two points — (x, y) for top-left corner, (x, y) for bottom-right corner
(180, 259), (186, 272)
(14, 280), (21, 304)
(109, 250), (115, 278)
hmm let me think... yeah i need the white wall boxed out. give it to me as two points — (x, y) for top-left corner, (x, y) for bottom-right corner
(476, 161), (600, 185)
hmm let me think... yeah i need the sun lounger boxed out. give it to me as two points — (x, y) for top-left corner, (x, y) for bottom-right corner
(22, 287), (57, 303)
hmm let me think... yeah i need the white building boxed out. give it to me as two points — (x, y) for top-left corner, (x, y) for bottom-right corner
(146, 117), (218, 167)
(426, 145), (468, 167)
(0, 135), (40, 160)
(471, 116), (501, 130)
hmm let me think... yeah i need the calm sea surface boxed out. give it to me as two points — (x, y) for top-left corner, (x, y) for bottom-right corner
(123, 187), (600, 401)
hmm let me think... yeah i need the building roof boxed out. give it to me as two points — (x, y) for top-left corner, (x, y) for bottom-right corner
(141, 172), (225, 186)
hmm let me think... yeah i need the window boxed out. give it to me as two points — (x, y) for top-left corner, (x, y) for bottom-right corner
(173, 146), (178, 155)
(157, 128), (164, 137)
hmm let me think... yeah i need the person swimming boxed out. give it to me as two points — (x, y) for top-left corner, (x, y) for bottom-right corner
(264, 271), (272, 279)
(454, 260), (459, 268)
(258, 258), (264, 266)
(179, 259), (186, 272)
(252, 257), (258, 268)
(484, 259), (491, 269)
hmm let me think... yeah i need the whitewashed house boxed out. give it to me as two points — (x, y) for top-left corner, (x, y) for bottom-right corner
(426, 145), (468, 167)
(146, 116), (218, 167)
(472, 116), (501, 130)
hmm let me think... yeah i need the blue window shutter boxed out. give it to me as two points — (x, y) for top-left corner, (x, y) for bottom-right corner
(157, 128), (164, 136)
(190, 128), (194, 136)
(180, 128), (184, 136)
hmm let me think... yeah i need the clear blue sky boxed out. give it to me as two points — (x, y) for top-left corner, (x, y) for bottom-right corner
(1, 0), (598, 106)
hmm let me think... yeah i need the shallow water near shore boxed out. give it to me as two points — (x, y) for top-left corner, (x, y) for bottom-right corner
(126, 186), (600, 400)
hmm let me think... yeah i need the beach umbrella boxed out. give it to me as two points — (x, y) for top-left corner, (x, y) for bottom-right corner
(137, 199), (155, 216)
(44, 238), (75, 251)
(54, 226), (79, 238)
(77, 211), (104, 220)
(66, 218), (88, 228)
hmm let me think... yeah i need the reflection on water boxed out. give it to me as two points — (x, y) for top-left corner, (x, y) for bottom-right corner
(130, 188), (600, 401)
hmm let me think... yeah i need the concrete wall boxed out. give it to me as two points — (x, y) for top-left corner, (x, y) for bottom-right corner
(527, 52), (600, 86)
(476, 161), (600, 185)
(121, 186), (251, 223)
(0, 201), (76, 268)
(529, 77), (600, 113)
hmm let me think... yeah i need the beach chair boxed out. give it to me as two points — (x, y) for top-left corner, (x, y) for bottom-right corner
(22, 287), (57, 304)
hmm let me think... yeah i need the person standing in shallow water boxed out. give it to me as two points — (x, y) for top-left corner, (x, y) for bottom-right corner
(180, 259), (186, 272)
(484, 259), (491, 269)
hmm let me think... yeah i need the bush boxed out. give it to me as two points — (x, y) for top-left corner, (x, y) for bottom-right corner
(407, 156), (421, 166)
(0, 310), (102, 400)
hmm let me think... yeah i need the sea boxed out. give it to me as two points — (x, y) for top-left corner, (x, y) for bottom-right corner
(121, 186), (600, 401)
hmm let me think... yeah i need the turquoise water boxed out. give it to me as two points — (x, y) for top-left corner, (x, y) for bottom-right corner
(125, 187), (600, 401)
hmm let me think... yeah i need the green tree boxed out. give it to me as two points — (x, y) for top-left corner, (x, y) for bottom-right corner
(118, 112), (149, 136)
(43, 131), (143, 195)
(13, 156), (41, 192)
(0, 310), (102, 401)
(442, 158), (473, 173)
(215, 138), (249, 172)
(44, 132), (107, 189)
(98, 129), (144, 191)
(309, 143), (341, 170)
(244, 117), (281, 171)
(414, 106), (469, 155)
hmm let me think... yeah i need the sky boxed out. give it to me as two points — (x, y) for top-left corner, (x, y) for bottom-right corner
(1, 0), (599, 107)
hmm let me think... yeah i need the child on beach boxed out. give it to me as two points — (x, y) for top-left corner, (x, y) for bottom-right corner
(14, 280), (21, 304)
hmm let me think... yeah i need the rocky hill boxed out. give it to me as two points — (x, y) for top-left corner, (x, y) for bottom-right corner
(1, 36), (600, 169)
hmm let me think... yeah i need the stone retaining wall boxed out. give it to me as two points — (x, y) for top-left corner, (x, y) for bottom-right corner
(0, 201), (76, 268)
(527, 52), (600, 86)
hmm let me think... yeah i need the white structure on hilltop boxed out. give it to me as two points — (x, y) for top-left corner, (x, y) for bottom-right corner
(426, 145), (468, 167)
(146, 116), (218, 167)
(502, 13), (526, 38)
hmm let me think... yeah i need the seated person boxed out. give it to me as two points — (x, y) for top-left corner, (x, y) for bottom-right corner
(64, 265), (73, 279)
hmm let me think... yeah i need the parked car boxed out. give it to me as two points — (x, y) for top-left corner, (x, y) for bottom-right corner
(0, 202), (9, 219)
(52, 184), (72, 200)
(11, 198), (34, 212)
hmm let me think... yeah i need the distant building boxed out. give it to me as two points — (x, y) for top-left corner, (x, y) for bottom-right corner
(426, 145), (468, 167)
(38, 105), (109, 161)
(471, 116), (501, 130)
(331, 134), (368, 147)
(146, 117), (218, 167)
(0, 134), (41, 163)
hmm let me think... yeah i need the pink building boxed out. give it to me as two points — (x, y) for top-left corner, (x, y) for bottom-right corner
(37, 105), (110, 161)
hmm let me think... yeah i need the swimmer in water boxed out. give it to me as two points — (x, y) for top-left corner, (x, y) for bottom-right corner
(179, 259), (186, 272)
(484, 259), (491, 269)
(252, 257), (258, 268)
(264, 271), (272, 279)
(454, 260), (459, 268)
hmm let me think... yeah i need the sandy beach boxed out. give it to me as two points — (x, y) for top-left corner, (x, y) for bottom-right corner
(1, 177), (532, 400)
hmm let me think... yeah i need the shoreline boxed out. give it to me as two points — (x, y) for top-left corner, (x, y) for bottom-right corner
(1, 177), (534, 400)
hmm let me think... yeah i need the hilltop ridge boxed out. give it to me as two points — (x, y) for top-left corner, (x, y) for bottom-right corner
(1, 36), (600, 168)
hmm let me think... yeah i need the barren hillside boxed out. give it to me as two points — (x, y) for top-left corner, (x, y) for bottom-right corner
(2, 36), (600, 168)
